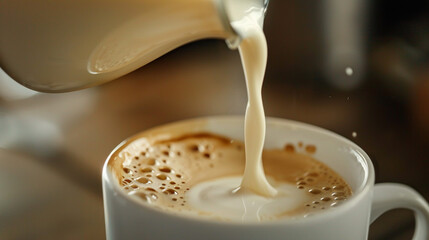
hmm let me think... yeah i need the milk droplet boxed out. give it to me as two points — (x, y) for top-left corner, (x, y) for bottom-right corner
(345, 67), (353, 76)
(352, 132), (357, 138)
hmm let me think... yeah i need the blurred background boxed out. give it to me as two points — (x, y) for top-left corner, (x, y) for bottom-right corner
(1, 0), (429, 239)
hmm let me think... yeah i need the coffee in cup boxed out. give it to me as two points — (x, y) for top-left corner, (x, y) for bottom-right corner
(110, 131), (351, 222)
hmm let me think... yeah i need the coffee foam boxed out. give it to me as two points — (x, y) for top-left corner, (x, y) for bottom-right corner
(111, 133), (352, 221)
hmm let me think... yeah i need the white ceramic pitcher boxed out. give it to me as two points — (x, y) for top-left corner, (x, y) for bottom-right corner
(0, 0), (268, 92)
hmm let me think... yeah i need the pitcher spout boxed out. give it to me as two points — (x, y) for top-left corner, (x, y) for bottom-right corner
(220, 0), (270, 49)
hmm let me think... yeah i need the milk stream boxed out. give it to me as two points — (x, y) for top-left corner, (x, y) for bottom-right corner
(222, 0), (277, 196)
(188, 1), (282, 221)
(234, 17), (277, 197)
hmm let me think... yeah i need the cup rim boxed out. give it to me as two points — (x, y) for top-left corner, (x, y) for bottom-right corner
(102, 115), (375, 227)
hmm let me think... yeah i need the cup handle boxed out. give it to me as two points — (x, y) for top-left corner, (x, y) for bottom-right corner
(370, 183), (429, 240)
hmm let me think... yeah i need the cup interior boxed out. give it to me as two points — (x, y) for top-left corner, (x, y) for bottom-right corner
(106, 116), (373, 211)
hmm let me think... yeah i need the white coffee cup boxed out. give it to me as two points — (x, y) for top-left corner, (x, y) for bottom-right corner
(102, 116), (429, 240)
